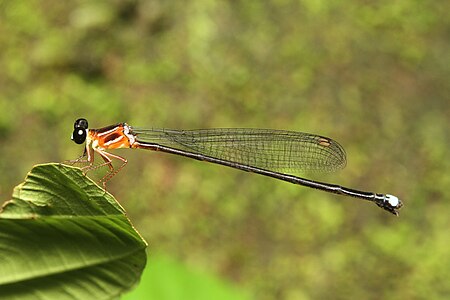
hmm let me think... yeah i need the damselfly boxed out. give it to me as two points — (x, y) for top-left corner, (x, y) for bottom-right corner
(71, 118), (402, 215)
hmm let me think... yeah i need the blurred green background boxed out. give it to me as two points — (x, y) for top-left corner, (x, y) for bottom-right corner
(0, 0), (449, 299)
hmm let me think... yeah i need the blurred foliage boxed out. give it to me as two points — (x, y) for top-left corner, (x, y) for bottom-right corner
(0, 0), (449, 299)
(123, 252), (250, 300)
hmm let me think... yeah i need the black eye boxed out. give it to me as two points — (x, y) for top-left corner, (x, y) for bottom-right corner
(74, 118), (89, 130)
(71, 128), (87, 144)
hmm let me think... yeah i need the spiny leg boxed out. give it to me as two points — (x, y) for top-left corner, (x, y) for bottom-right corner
(64, 148), (90, 167)
(82, 151), (114, 175)
(95, 149), (128, 188)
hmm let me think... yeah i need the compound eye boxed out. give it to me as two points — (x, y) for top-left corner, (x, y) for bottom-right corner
(71, 128), (87, 144)
(74, 118), (89, 130)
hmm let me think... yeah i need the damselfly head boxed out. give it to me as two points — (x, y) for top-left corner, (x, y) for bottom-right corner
(71, 118), (88, 144)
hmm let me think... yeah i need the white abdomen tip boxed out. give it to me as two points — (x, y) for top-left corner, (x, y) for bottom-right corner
(386, 194), (400, 207)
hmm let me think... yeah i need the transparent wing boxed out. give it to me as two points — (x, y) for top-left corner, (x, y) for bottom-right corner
(130, 128), (347, 173)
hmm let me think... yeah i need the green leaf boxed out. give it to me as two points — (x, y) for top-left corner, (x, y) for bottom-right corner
(0, 163), (147, 300)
